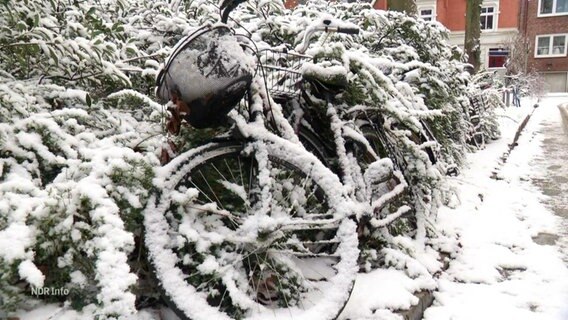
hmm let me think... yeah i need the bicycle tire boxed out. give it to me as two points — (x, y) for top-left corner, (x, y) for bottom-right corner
(144, 140), (358, 320)
(357, 125), (414, 232)
(296, 121), (411, 224)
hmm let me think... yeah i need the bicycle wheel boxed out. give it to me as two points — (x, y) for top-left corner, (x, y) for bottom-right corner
(144, 140), (358, 320)
(358, 124), (405, 173)
(357, 125), (413, 230)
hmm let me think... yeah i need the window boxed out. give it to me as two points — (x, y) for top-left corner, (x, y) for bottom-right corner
(539, 0), (568, 15)
(480, 6), (497, 30)
(553, 36), (567, 54)
(535, 34), (568, 57)
(418, 7), (435, 21)
(488, 48), (509, 68)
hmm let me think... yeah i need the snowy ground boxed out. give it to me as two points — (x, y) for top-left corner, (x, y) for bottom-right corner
(14, 96), (568, 320)
(423, 95), (568, 320)
(338, 95), (568, 320)
(532, 100), (568, 264)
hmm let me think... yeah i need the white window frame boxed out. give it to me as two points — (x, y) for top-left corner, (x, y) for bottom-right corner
(418, 5), (436, 21)
(534, 34), (568, 58)
(480, 4), (499, 31)
(538, 0), (568, 17)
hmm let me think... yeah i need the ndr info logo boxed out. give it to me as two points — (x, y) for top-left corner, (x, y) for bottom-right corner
(0, 288), (70, 319)
(31, 286), (70, 296)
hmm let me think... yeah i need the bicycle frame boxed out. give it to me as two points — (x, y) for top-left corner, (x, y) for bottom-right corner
(291, 90), (411, 219)
(151, 27), (361, 320)
(262, 22), (424, 228)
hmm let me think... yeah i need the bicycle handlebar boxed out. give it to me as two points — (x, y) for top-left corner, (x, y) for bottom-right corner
(337, 27), (360, 35)
(295, 18), (360, 54)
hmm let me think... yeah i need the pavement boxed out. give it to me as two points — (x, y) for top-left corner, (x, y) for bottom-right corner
(531, 99), (568, 265)
(423, 94), (568, 320)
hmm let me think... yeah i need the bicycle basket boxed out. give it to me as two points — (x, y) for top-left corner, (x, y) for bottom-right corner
(258, 49), (311, 99)
(156, 25), (254, 129)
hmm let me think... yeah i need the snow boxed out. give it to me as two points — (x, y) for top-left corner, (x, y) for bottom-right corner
(18, 259), (45, 288)
(424, 96), (568, 320)
(4, 60), (565, 320)
(0, 77), (162, 317)
(0, 223), (36, 262)
(69, 270), (87, 287)
(341, 269), (421, 318)
(2, 1), (567, 319)
(295, 15), (360, 53)
(156, 26), (255, 103)
(59, 88), (89, 103)
(328, 96), (567, 320)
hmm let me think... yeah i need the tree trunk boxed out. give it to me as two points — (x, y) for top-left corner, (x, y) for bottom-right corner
(464, 0), (482, 74)
(387, 0), (417, 15)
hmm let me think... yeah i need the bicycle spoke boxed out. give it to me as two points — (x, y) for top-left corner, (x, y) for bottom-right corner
(198, 169), (226, 211)
(148, 142), (356, 320)
(187, 176), (216, 206)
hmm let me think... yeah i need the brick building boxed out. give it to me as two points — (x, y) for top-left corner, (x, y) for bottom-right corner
(520, 0), (568, 92)
(376, 0), (567, 91)
(283, 0), (568, 92)
(409, 0), (520, 72)
(291, 0), (520, 71)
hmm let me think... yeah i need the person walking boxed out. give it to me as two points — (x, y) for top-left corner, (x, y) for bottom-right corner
(512, 84), (521, 108)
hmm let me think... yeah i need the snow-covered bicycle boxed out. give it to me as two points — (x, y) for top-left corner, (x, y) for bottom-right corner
(266, 21), (443, 253)
(143, 10), (361, 320)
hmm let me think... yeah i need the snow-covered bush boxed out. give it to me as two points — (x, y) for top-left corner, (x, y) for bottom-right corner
(0, 76), (162, 316)
(0, 0), (208, 99)
(363, 9), (472, 167)
(466, 71), (504, 147)
(0, 0), (171, 315)
(0, 0), (501, 317)
(236, 2), (472, 168)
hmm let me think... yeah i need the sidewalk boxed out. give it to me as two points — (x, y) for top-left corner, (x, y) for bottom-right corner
(531, 99), (568, 264)
(424, 95), (568, 320)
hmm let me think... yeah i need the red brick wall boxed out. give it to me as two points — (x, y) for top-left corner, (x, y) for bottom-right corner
(283, 0), (296, 9)
(374, 0), (387, 10)
(434, 0), (519, 32)
(524, 0), (568, 73)
(499, 0), (520, 28)
(437, 0), (467, 31)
